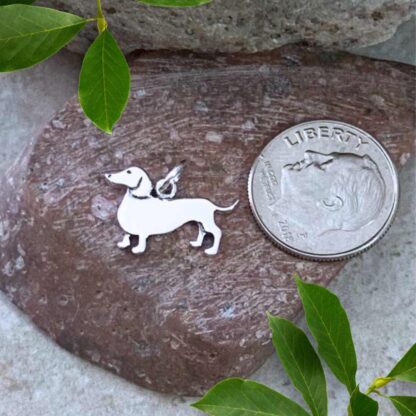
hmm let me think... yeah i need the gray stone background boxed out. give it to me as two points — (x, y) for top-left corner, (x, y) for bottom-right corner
(38, 0), (415, 55)
(0, 13), (415, 416)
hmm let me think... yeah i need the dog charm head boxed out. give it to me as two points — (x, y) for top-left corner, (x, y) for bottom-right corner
(105, 163), (238, 256)
(105, 167), (153, 198)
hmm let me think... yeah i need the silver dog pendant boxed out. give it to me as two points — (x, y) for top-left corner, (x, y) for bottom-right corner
(105, 163), (238, 255)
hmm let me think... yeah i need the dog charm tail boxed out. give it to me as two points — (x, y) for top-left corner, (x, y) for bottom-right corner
(215, 200), (239, 213)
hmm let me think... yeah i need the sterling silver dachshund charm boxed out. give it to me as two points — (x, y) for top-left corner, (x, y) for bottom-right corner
(105, 163), (238, 255)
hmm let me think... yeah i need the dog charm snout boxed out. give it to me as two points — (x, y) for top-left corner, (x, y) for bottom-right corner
(105, 163), (238, 256)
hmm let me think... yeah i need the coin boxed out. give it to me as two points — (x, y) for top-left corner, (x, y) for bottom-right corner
(248, 120), (399, 261)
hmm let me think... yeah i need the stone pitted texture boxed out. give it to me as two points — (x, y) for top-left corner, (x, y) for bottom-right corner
(39, 0), (415, 54)
(0, 46), (414, 395)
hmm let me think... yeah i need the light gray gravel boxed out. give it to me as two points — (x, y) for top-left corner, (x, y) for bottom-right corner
(0, 19), (415, 416)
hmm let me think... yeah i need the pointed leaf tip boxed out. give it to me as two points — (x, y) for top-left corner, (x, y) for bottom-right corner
(388, 343), (416, 383)
(0, 5), (86, 72)
(79, 29), (130, 134)
(349, 387), (379, 416)
(269, 315), (328, 416)
(296, 279), (357, 394)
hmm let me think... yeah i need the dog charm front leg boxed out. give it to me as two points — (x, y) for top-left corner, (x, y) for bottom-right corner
(132, 235), (148, 254)
(117, 233), (131, 249)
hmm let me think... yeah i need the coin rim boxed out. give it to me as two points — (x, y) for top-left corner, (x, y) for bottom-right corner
(247, 120), (400, 261)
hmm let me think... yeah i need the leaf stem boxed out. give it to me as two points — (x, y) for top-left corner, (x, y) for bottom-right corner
(96, 0), (107, 33)
(96, 0), (104, 19)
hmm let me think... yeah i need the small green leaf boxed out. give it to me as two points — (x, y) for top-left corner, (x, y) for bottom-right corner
(388, 344), (416, 383)
(192, 378), (311, 416)
(269, 315), (327, 416)
(136, 0), (211, 7)
(349, 387), (378, 416)
(0, 0), (35, 5)
(0, 5), (86, 72)
(79, 29), (130, 134)
(390, 396), (416, 416)
(296, 277), (357, 394)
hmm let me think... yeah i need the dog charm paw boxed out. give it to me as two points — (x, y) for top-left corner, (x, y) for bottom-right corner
(204, 247), (219, 256)
(117, 234), (131, 249)
(132, 246), (146, 254)
(190, 240), (202, 248)
(105, 163), (238, 256)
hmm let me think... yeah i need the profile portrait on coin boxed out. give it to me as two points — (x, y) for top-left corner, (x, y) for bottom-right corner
(273, 150), (386, 236)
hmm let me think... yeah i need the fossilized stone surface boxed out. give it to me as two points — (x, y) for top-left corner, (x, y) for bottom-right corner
(0, 46), (414, 395)
(39, 0), (415, 54)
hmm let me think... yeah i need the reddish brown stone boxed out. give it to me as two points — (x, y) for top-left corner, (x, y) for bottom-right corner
(0, 46), (414, 395)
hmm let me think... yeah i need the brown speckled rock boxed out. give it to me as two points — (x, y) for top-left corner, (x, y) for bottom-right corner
(0, 46), (414, 395)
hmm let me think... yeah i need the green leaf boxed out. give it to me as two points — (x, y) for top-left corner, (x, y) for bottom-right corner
(191, 378), (311, 416)
(79, 29), (130, 134)
(268, 315), (327, 416)
(390, 396), (416, 416)
(388, 344), (416, 383)
(0, 5), (86, 72)
(296, 277), (357, 394)
(0, 0), (35, 5)
(348, 388), (378, 416)
(136, 0), (211, 7)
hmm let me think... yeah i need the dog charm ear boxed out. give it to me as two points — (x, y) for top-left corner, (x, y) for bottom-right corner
(130, 175), (153, 198)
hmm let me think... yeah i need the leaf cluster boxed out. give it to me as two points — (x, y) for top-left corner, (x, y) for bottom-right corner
(192, 277), (416, 415)
(0, 0), (211, 132)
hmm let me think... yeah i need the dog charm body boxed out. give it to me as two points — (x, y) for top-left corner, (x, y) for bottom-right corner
(105, 165), (238, 255)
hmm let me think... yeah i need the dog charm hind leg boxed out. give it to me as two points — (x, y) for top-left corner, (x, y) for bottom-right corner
(190, 223), (206, 248)
(201, 222), (222, 256)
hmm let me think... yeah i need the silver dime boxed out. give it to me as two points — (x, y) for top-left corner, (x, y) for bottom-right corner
(248, 120), (399, 261)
